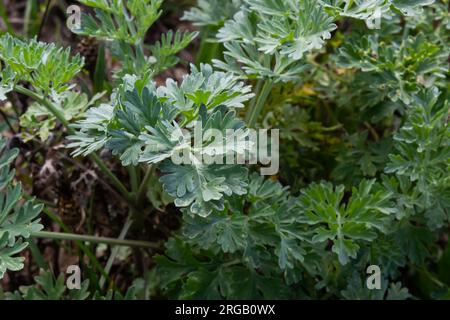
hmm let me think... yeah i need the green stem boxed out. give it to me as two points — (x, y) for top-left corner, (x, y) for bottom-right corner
(136, 165), (154, 204)
(196, 28), (220, 64)
(99, 216), (133, 289)
(24, 0), (39, 37)
(247, 81), (274, 128)
(90, 153), (132, 201)
(14, 85), (132, 202)
(219, 259), (242, 268)
(0, 4), (15, 36)
(128, 165), (139, 195)
(37, 0), (51, 41)
(24, 195), (109, 280)
(245, 79), (263, 123)
(31, 230), (160, 249)
(93, 42), (106, 93)
(34, 198), (57, 208)
(15, 85), (71, 130)
(28, 238), (49, 270)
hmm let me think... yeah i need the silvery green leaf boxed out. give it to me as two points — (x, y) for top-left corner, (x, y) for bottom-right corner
(298, 179), (395, 264)
(157, 63), (254, 116)
(160, 162), (248, 217)
(182, 0), (243, 27)
(0, 236), (27, 279)
(0, 65), (15, 101)
(0, 138), (43, 279)
(0, 34), (83, 94)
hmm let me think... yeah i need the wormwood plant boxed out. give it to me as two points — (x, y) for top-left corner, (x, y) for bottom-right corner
(0, 138), (43, 278)
(0, 0), (449, 300)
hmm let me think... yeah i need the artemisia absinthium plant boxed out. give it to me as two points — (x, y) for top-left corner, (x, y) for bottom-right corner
(0, 0), (449, 300)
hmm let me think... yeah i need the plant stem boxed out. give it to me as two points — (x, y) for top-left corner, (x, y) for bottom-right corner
(93, 42), (106, 93)
(15, 86), (71, 130)
(24, 195), (109, 280)
(37, 0), (52, 41)
(246, 81), (274, 128)
(245, 79), (263, 123)
(128, 165), (139, 195)
(0, 4), (15, 36)
(24, 0), (39, 37)
(219, 259), (242, 268)
(90, 153), (132, 201)
(364, 122), (380, 143)
(31, 230), (160, 249)
(136, 165), (154, 204)
(28, 238), (49, 270)
(99, 216), (133, 289)
(60, 153), (129, 204)
(14, 85), (132, 202)
(196, 28), (220, 64)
